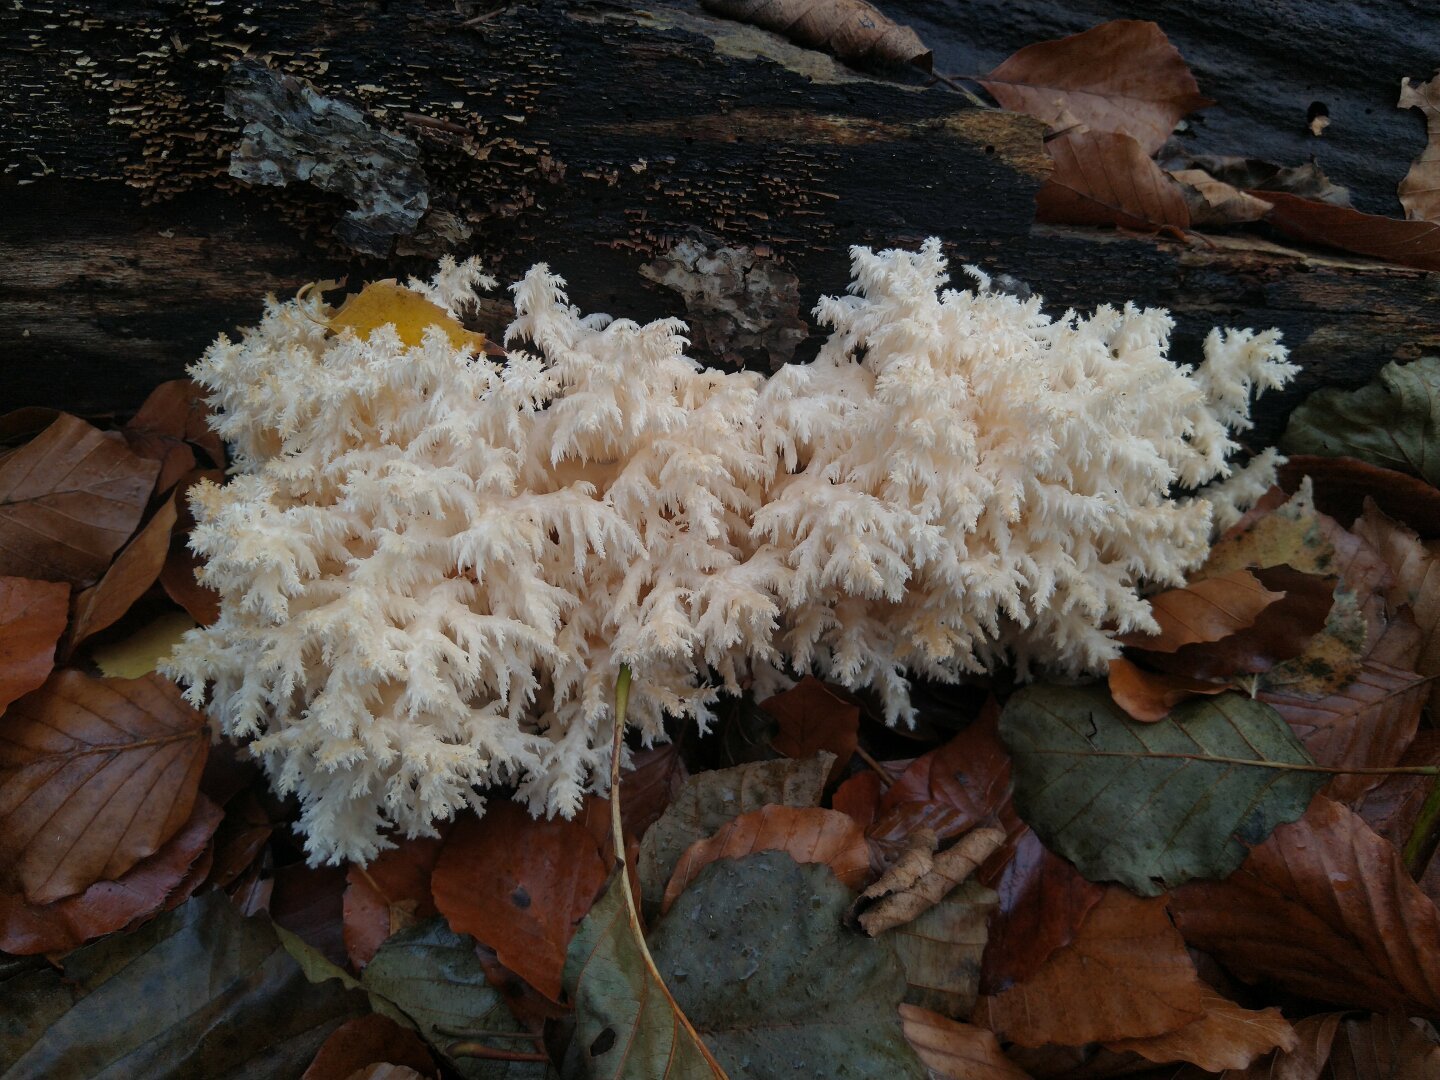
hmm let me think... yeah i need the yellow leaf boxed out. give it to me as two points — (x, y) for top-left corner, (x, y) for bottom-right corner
(328, 281), (485, 352)
(92, 611), (197, 678)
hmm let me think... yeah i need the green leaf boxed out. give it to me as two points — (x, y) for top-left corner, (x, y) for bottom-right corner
(636, 754), (832, 914)
(647, 851), (927, 1080)
(562, 866), (724, 1079)
(999, 684), (1327, 896)
(886, 880), (998, 1018)
(1281, 356), (1440, 484)
(0, 891), (366, 1078)
(362, 919), (549, 1080)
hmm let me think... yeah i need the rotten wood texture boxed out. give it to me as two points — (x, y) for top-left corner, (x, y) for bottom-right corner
(1, 0), (1436, 440)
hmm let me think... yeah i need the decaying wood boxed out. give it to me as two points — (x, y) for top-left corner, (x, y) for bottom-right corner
(1, 0), (1436, 440)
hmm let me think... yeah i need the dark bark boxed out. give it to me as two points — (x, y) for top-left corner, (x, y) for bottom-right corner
(1, 0), (1436, 443)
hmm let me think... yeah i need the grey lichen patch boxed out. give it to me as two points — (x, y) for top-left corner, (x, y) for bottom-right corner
(225, 60), (429, 257)
(642, 233), (808, 369)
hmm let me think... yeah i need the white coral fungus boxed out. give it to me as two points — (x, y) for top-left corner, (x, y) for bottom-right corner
(165, 240), (1296, 863)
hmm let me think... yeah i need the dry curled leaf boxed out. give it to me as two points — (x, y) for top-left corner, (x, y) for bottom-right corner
(1107, 656), (1227, 723)
(982, 20), (1209, 154)
(1038, 128), (1190, 232)
(1170, 168), (1274, 227)
(663, 804), (869, 913)
(1399, 72), (1440, 223)
(1180, 154), (1351, 206)
(0, 576), (69, 712)
(898, 1006), (1032, 1080)
(66, 493), (179, 652)
(300, 1014), (438, 1080)
(701, 0), (932, 72)
(1103, 989), (1298, 1073)
(0, 413), (159, 586)
(974, 887), (1207, 1047)
(856, 826), (1004, 935)
(1172, 797), (1440, 1018)
(1121, 569), (1284, 652)
(0, 670), (208, 904)
(1259, 190), (1440, 271)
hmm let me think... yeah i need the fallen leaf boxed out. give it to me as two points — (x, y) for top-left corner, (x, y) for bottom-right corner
(981, 20), (1208, 154)
(272, 862), (351, 971)
(362, 919), (547, 1080)
(1001, 683), (1326, 896)
(432, 801), (608, 1003)
(124, 378), (224, 485)
(1179, 154), (1351, 206)
(1120, 569), (1284, 652)
(856, 826), (1005, 934)
(636, 752), (831, 913)
(764, 676), (858, 782)
(1037, 129), (1190, 231)
(887, 880), (998, 1017)
(1169, 168), (1274, 227)
(1104, 989), (1297, 1072)
(0, 891), (367, 1077)
(1107, 656), (1227, 722)
(301, 1015), (438, 1080)
(1259, 190), (1440, 271)
(1358, 730), (1440, 852)
(66, 492), (178, 651)
(1278, 454), (1440, 538)
(0, 413), (160, 586)
(1283, 356), (1440, 486)
(157, 468), (224, 626)
(662, 804), (868, 912)
(1399, 73), (1440, 223)
(1219, 1011), (1343, 1080)
(343, 834), (445, 970)
(1171, 797), (1440, 1017)
(1260, 642), (1427, 804)
(563, 864), (727, 1079)
(89, 609), (196, 677)
(645, 851), (926, 1077)
(1353, 500), (1440, 717)
(206, 787), (274, 889)
(0, 576), (68, 711)
(0, 670), (208, 903)
(974, 887), (1206, 1046)
(0, 794), (222, 955)
(898, 1006), (1032, 1080)
(700, 0), (931, 72)
(1327, 1012), (1440, 1079)
(832, 768), (884, 830)
(329, 281), (486, 352)
(977, 826), (1104, 995)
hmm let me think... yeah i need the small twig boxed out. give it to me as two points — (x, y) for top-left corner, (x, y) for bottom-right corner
(401, 112), (473, 136)
(927, 70), (990, 109)
(854, 745), (897, 788)
(434, 1025), (544, 1042)
(449, 1043), (550, 1063)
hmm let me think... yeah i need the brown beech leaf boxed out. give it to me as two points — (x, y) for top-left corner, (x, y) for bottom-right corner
(1399, 73), (1440, 223)
(875, 699), (1011, 839)
(663, 804), (869, 913)
(1358, 730), (1440, 851)
(0, 793), (221, 955)
(1279, 455), (1440, 539)
(1107, 656), (1227, 723)
(158, 468), (224, 626)
(343, 835), (445, 969)
(0, 576), (68, 711)
(765, 676), (859, 782)
(0, 413), (160, 586)
(0, 670), (208, 904)
(1103, 989), (1297, 1072)
(1219, 1011), (1344, 1080)
(125, 379), (224, 483)
(1259, 190), (1440, 271)
(977, 826), (1104, 995)
(1171, 796), (1440, 1017)
(1182, 154), (1351, 206)
(1260, 636), (1428, 804)
(974, 887), (1206, 1047)
(981, 20), (1208, 154)
(1122, 569), (1284, 652)
(432, 801), (608, 1003)
(1354, 500), (1440, 718)
(301, 1015), (438, 1080)
(701, 0), (931, 71)
(832, 768), (884, 831)
(1327, 1012), (1440, 1079)
(856, 826), (1004, 935)
(67, 493), (179, 651)
(1037, 129), (1190, 231)
(272, 863), (350, 969)
(1169, 168), (1274, 227)
(898, 1005), (1032, 1080)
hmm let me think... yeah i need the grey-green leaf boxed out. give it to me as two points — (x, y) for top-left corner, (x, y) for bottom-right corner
(1281, 355), (1440, 484)
(0, 891), (367, 1078)
(562, 866), (723, 1079)
(636, 753), (832, 914)
(1000, 684), (1327, 896)
(648, 851), (927, 1080)
(362, 919), (549, 1080)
